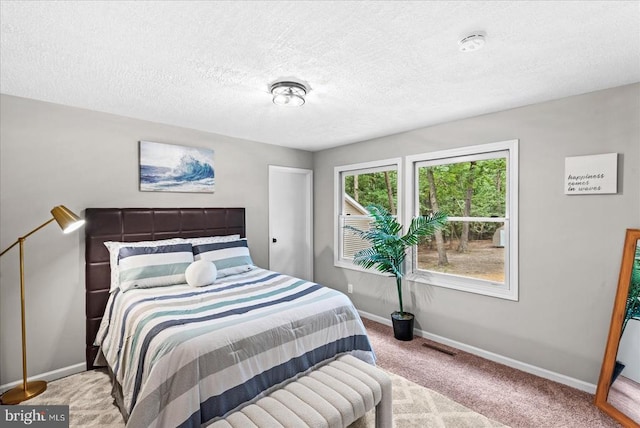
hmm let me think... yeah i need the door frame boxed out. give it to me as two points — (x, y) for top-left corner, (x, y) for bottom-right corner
(268, 165), (314, 280)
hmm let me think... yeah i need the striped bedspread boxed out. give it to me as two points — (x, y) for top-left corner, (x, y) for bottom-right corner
(95, 268), (375, 428)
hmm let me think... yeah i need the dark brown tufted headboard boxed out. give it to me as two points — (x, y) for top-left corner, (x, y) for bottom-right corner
(84, 208), (245, 370)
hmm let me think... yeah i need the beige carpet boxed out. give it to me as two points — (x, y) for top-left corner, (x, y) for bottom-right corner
(22, 367), (505, 427)
(361, 318), (620, 428)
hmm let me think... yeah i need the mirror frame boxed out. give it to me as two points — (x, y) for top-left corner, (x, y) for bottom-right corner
(594, 228), (640, 427)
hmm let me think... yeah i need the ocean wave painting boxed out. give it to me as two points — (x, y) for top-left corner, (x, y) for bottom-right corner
(139, 141), (215, 193)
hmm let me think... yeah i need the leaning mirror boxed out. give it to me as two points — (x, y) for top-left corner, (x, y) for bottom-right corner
(595, 229), (640, 427)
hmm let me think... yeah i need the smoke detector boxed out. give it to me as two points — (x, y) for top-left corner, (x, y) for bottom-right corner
(458, 33), (486, 52)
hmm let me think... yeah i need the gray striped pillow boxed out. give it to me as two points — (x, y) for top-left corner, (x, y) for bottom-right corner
(104, 238), (185, 292)
(118, 243), (194, 292)
(192, 239), (255, 278)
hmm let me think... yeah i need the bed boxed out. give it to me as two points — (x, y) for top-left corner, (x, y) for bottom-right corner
(85, 208), (375, 427)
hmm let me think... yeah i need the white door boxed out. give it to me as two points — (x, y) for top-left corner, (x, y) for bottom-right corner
(268, 166), (313, 281)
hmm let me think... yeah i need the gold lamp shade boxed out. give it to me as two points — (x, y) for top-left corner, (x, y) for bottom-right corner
(51, 205), (85, 234)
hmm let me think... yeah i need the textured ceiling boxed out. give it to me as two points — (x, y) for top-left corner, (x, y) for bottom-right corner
(1, 1), (639, 151)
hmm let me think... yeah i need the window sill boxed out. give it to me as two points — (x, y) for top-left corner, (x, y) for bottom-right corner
(406, 272), (518, 301)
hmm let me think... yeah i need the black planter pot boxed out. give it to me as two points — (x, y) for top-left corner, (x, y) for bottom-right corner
(391, 311), (414, 341)
(611, 361), (625, 385)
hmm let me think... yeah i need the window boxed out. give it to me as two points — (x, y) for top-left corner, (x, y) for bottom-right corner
(406, 140), (518, 300)
(334, 158), (402, 270)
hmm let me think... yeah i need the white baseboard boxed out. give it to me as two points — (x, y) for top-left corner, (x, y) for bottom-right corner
(0, 362), (86, 394)
(358, 310), (597, 394)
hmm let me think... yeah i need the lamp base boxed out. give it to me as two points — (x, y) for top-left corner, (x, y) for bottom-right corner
(0, 380), (47, 404)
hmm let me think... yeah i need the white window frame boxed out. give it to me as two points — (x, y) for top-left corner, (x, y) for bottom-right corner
(404, 140), (519, 300)
(334, 158), (402, 273)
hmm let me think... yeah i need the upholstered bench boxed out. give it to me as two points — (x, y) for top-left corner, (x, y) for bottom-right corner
(210, 354), (392, 428)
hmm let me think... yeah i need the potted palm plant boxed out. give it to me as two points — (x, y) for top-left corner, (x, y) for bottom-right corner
(346, 205), (447, 341)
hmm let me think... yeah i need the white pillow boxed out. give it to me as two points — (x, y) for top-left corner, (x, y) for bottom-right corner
(183, 235), (241, 245)
(185, 260), (218, 287)
(104, 238), (185, 292)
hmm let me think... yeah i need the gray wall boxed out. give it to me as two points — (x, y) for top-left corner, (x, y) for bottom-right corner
(313, 84), (640, 384)
(0, 95), (312, 386)
(1, 84), (638, 388)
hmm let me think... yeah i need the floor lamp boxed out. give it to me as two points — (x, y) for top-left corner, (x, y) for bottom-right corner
(0, 205), (85, 405)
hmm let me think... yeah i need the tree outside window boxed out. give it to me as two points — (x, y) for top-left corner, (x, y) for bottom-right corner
(407, 140), (518, 300)
(335, 159), (401, 267)
(416, 157), (507, 283)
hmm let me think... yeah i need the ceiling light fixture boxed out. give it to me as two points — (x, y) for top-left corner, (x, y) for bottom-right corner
(458, 33), (486, 52)
(270, 81), (308, 107)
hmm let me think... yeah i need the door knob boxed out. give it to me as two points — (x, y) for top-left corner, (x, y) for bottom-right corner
(272, 238), (277, 243)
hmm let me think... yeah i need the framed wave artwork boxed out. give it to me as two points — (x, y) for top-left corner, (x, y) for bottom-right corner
(139, 141), (215, 193)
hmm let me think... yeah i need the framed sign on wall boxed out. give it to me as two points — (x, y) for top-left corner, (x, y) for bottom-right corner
(565, 153), (618, 195)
